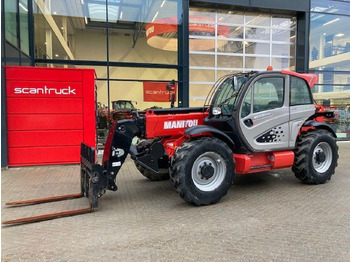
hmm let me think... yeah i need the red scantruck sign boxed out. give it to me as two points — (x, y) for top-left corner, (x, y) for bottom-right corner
(143, 81), (177, 102)
(5, 66), (96, 167)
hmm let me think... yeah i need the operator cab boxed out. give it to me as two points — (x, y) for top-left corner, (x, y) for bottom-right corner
(204, 71), (316, 153)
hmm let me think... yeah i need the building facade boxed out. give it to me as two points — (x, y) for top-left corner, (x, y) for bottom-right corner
(2, 0), (350, 167)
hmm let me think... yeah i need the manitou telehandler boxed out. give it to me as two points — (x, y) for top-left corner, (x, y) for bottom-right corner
(3, 69), (338, 225)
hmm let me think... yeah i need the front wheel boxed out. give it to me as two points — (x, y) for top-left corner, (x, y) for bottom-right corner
(292, 129), (338, 184)
(170, 137), (235, 205)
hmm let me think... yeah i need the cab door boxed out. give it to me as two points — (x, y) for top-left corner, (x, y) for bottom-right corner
(238, 74), (290, 151)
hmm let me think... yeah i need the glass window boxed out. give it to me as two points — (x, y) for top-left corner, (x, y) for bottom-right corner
(272, 44), (295, 56)
(33, 0), (107, 61)
(190, 54), (215, 67)
(190, 69), (215, 83)
(241, 88), (252, 118)
(245, 57), (270, 70)
(189, 84), (213, 107)
(189, 7), (296, 106)
(245, 27), (270, 41)
(290, 76), (313, 106)
(19, 0), (29, 55)
(217, 41), (243, 54)
(310, 13), (350, 71)
(245, 13), (270, 26)
(217, 55), (243, 69)
(217, 11), (244, 24)
(109, 0), (180, 64)
(253, 77), (284, 113)
(245, 42), (270, 55)
(5, 0), (18, 47)
(311, 0), (350, 16)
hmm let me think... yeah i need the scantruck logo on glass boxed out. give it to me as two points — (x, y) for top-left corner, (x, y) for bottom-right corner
(14, 86), (76, 95)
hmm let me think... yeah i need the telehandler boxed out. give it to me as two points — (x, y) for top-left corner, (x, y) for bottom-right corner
(3, 69), (338, 225)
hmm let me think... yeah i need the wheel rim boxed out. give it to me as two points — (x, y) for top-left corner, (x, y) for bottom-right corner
(312, 142), (333, 173)
(191, 152), (226, 192)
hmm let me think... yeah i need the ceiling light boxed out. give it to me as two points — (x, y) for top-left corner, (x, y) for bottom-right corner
(160, 0), (165, 8)
(323, 33), (326, 36)
(120, 12), (123, 19)
(323, 18), (339, 26)
(152, 12), (159, 22)
(219, 17), (223, 21)
(55, 54), (59, 57)
(53, 11), (57, 15)
(335, 33), (344, 37)
(81, 0), (84, 4)
(19, 3), (28, 12)
(61, 27), (64, 30)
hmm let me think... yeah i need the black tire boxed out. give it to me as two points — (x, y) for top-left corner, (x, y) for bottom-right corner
(134, 161), (170, 181)
(170, 137), (235, 206)
(292, 129), (338, 184)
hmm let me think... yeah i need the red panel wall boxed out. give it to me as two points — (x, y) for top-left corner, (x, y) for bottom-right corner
(5, 66), (96, 166)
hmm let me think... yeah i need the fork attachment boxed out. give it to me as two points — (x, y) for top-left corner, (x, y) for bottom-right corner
(2, 120), (141, 225)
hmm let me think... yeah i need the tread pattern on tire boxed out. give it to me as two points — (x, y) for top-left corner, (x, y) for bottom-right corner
(170, 136), (234, 206)
(292, 129), (338, 184)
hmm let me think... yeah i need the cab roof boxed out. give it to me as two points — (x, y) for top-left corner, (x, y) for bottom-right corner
(281, 70), (318, 88)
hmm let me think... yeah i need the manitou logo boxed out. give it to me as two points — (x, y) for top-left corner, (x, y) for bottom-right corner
(164, 119), (199, 129)
(14, 86), (76, 95)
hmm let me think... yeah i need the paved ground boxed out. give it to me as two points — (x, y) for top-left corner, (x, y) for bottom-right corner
(1, 143), (350, 261)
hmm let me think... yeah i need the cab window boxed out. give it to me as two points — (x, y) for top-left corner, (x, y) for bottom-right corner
(290, 76), (313, 106)
(253, 77), (284, 113)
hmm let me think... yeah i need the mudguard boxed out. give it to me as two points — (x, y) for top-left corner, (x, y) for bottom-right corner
(303, 120), (337, 138)
(184, 125), (235, 149)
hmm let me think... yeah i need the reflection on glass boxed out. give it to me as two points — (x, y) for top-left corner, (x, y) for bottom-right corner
(245, 13), (270, 26)
(190, 54), (215, 67)
(217, 26), (243, 39)
(246, 42), (270, 55)
(310, 13), (350, 71)
(245, 57), (270, 69)
(189, 7), (296, 104)
(272, 16), (296, 30)
(217, 11), (244, 24)
(311, 0), (350, 16)
(217, 55), (243, 68)
(245, 27), (270, 41)
(272, 44), (295, 56)
(5, 0), (18, 47)
(33, 0), (180, 64)
(189, 84), (213, 107)
(271, 57), (291, 69)
(33, 0), (107, 61)
(216, 70), (240, 79)
(190, 69), (215, 82)
(217, 41), (243, 54)
(310, 2), (350, 139)
(272, 29), (295, 42)
(19, 0), (29, 55)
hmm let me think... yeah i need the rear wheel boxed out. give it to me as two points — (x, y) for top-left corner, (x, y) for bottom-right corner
(170, 137), (235, 205)
(292, 129), (338, 184)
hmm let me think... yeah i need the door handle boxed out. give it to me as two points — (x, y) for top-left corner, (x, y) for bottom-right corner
(244, 119), (253, 127)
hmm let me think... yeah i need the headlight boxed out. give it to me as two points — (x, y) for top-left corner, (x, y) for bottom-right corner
(212, 107), (221, 115)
